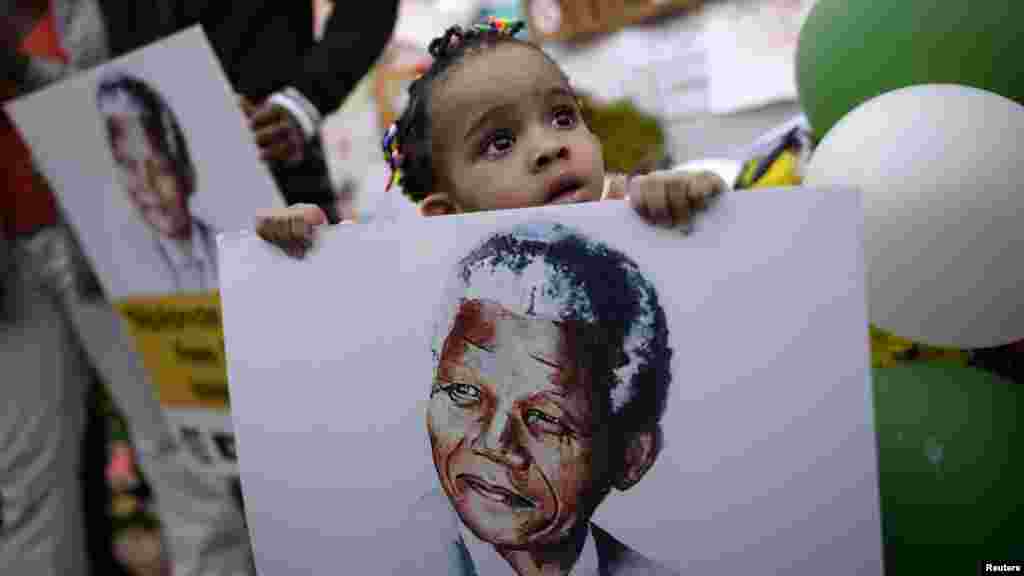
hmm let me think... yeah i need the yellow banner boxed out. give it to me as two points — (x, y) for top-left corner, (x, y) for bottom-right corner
(869, 324), (969, 368)
(115, 292), (230, 410)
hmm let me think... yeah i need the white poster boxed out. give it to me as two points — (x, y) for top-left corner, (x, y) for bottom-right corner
(219, 190), (881, 575)
(6, 26), (283, 300)
(6, 26), (285, 480)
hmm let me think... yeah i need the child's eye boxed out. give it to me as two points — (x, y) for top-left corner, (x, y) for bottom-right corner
(114, 155), (138, 171)
(481, 130), (515, 159)
(552, 107), (577, 129)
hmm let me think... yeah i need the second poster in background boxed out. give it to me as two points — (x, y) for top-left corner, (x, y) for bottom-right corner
(6, 27), (284, 479)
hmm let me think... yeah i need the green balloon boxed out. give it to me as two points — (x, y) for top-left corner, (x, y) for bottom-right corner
(872, 364), (1023, 573)
(796, 1), (1024, 141)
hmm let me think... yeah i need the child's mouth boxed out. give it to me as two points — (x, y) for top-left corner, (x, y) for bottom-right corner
(546, 175), (585, 205)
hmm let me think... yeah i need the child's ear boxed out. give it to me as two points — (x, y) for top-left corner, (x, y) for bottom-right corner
(419, 193), (458, 217)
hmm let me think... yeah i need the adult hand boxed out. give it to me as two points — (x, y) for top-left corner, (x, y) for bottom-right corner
(238, 95), (306, 166)
(237, 94), (258, 119)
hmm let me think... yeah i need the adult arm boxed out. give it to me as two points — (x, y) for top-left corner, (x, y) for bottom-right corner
(268, 0), (400, 141)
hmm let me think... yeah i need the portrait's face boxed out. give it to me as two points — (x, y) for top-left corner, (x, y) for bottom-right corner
(427, 299), (609, 548)
(106, 113), (190, 239)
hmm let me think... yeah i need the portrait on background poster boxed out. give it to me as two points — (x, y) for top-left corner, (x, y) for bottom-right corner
(398, 221), (679, 576)
(96, 71), (219, 294)
(7, 28), (292, 483)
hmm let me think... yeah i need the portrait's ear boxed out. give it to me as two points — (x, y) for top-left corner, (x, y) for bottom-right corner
(419, 192), (458, 217)
(613, 428), (660, 491)
(423, 397), (433, 428)
(182, 164), (197, 200)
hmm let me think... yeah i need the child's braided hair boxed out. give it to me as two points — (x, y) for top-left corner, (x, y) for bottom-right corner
(383, 17), (566, 202)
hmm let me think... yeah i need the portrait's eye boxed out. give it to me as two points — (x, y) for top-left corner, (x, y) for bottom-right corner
(524, 408), (572, 437)
(481, 129), (515, 159)
(436, 382), (482, 407)
(552, 106), (577, 130)
(151, 155), (174, 176)
(114, 155), (137, 171)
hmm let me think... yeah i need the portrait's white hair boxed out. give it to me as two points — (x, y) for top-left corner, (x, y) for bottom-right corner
(96, 83), (147, 118)
(96, 71), (182, 163)
(430, 221), (665, 416)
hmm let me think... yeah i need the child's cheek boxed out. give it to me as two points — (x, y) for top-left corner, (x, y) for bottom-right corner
(581, 131), (606, 199)
(586, 130), (603, 166)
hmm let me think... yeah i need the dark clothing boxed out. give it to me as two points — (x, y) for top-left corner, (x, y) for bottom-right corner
(97, 0), (398, 113)
(97, 0), (399, 212)
(394, 490), (683, 576)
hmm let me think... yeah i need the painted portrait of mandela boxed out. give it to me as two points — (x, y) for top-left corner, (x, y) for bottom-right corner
(395, 221), (679, 576)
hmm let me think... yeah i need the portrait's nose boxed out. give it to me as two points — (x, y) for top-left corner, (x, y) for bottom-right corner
(145, 157), (180, 203)
(143, 157), (162, 196)
(473, 406), (528, 470)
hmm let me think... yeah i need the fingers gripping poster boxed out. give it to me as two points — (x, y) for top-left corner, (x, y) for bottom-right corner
(6, 27), (284, 479)
(218, 192), (882, 575)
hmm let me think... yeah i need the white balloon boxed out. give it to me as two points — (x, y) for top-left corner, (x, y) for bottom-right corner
(806, 84), (1024, 349)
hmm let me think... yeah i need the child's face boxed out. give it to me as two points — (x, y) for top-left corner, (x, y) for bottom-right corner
(427, 43), (605, 213)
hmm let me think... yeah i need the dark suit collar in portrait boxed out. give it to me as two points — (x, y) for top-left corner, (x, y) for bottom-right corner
(458, 514), (600, 576)
(394, 490), (681, 576)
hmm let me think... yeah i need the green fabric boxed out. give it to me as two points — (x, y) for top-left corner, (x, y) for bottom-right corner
(796, 0), (1024, 141)
(580, 97), (667, 175)
(873, 364), (1023, 573)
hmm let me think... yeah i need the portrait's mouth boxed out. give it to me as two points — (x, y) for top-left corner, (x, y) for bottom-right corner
(458, 474), (535, 509)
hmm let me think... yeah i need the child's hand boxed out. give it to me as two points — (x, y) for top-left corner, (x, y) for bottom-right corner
(628, 170), (726, 231)
(255, 203), (327, 258)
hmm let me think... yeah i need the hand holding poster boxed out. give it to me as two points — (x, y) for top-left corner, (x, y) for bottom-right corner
(218, 190), (882, 575)
(5, 27), (284, 480)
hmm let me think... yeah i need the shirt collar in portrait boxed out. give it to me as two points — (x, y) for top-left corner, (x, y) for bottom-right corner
(457, 519), (599, 576)
(156, 218), (211, 270)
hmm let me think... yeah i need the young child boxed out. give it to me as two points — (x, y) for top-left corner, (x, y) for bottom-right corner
(257, 18), (726, 256)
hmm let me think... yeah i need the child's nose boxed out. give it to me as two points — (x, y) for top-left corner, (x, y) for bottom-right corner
(532, 141), (570, 173)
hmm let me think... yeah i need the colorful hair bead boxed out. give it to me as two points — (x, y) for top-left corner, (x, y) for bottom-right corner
(471, 16), (525, 37)
(382, 123), (404, 191)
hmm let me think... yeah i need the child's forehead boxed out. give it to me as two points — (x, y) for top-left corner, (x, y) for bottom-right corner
(431, 43), (570, 120)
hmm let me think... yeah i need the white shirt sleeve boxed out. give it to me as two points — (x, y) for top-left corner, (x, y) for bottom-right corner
(602, 173), (630, 201)
(267, 87), (323, 142)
